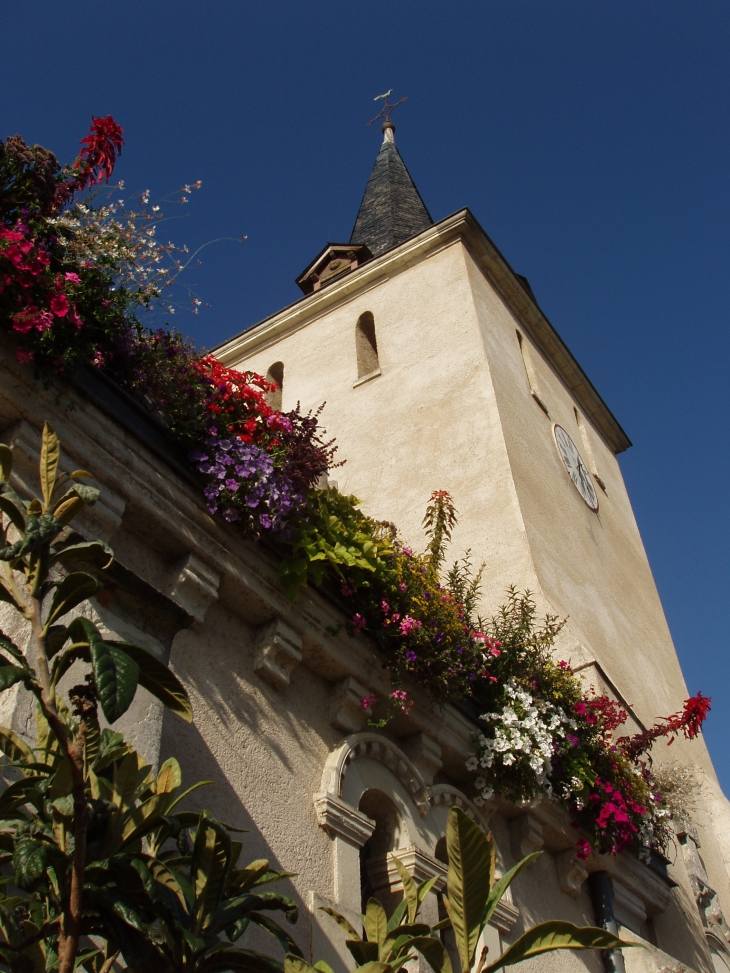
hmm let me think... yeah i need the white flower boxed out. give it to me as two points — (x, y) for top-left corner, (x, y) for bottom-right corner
(466, 756), (478, 771)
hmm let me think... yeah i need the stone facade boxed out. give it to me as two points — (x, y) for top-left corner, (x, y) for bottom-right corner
(0, 177), (727, 973)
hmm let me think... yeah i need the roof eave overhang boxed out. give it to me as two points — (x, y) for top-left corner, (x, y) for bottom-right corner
(215, 208), (632, 455)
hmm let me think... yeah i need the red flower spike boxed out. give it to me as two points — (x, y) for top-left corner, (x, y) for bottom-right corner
(73, 116), (124, 189)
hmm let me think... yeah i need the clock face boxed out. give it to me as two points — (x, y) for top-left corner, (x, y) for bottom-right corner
(553, 425), (599, 511)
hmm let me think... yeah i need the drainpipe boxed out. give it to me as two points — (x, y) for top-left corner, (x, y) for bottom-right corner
(588, 871), (626, 973)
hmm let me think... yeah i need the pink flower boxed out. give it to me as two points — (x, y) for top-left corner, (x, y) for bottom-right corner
(50, 293), (69, 317)
(399, 615), (422, 636)
(380, 600), (390, 614)
(68, 307), (83, 330)
(351, 613), (366, 632)
(574, 702), (587, 716)
(64, 272), (81, 284)
(489, 647), (501, 657)
(16, 348), (33, 364)
(559, 660), (570, 669)
(360, 693), (376, 711)
(576, 838), (591, 860)
(398, 583), (407, 592)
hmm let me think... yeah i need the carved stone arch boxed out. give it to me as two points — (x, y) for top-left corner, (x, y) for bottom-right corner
(312, 733), (517, 935)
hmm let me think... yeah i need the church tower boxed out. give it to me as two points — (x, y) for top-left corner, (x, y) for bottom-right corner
(215, 118), (730, 965)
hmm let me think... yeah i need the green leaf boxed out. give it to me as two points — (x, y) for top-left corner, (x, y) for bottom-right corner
(418, 876), (440, 903)
(314, 964), (335, 973)
(0, 445), (12, 483)
(199, 950), (284, 973)
(13, 836), (47, 889)
(386, 899), (408, 933)
(250, 912), (304, 957)
(191, 811), (232, 933)
(351, 964), (390, 973)
(482, 852), (541, 929)
(112, 753), (142, 810)
(40, 422), (60, 510)
(345, 942), (379, 966)
(408, 937), (453, 973)
(285, 957), (317, 973)
(110, 641), (192, 722)
(156, 757), (182, 795)
(69, 482), (99, 505)
(392, 855), (419, 924)
(365, 898), (389, 950)
(319, 905), (361, 941)
(87, 626), (140, 723)
(46, 573), (101, 626)
(481, 921), (640, 973)
(0, 664), (28, 693)
(444, 806), (494, 973)
(0, 496), (24, 534)
(148, 857), (188, 909)
(45, 625), (69, 659)
(0, 725), (33, 765)
(51, 539), (113, 569)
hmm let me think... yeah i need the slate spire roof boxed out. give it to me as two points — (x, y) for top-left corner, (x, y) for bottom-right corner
(349, 122), (433, 258)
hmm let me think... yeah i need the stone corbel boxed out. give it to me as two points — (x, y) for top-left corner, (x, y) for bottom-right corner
(403, 733), (442, 785)
(254, 618), (302, 690)
(166, 553), (220, 629)
(367, 845), (448, 895)
(509, 813), (544, 860)
(329, 676), (371, 733)
(555, 849), (589, 898)
(489, 900), (520, 935)
(313, 792), (375, 847)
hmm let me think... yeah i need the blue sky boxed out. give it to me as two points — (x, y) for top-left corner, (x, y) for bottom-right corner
(3, 2), (729, 788)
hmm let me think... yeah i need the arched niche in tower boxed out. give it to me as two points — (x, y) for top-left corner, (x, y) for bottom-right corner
(265, 361), (284, 410)
(355, 312), (379, 380)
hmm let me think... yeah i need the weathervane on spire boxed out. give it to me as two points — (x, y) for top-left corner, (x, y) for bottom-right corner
(367, 89), (408, 127)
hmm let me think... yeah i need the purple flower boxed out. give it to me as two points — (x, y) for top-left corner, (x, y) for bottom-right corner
(223, 508), (239, 522)
(259, 513), (272, 529)
(225, 479), (239, 491)
(405, 650), (418, 662)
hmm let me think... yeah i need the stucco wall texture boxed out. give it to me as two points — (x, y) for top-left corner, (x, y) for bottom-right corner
(219, 214), (730, 966)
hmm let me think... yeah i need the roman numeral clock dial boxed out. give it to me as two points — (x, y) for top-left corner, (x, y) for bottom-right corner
(553, 424), (599, 511)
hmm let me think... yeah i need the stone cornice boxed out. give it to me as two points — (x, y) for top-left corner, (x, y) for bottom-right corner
(214, 209), (631, 455)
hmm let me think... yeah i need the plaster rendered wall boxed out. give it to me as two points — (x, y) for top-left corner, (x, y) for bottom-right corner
(232, 241), (541, 612)
(225, 237), (729, 963)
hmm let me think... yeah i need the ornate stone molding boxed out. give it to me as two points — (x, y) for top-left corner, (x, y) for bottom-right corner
(430, 784), (494, 824)
(254, 617), (302, 690)
(367, 846), (448, 895)
(509, 813), (544, 860)
(313, 792), (375, 847)
(403, 733), (442, 786)
(329, 676), (371, 734)
(555, 849), (589, 899)
(167, 552), (220, 628)
(319, 733), (432, 817)
(490, 900), (520, 935)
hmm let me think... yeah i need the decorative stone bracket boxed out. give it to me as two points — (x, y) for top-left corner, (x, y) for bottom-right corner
(555, 849), (589, 899)
(254, 618), (303, 690)
(313, 792), (375, 847)
(367, 845), (448, 895)
(166, 553), (220, 629)
(329, 676), (371, 734)
(510, 813), (544, 860)
(403, 733), (443, 786)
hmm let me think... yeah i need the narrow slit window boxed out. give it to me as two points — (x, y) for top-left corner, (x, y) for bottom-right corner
(355, 312), (380, 380)
(574, 408), (607, 493)
(265, 361), (284, 410)
(516, 330), (549, 415)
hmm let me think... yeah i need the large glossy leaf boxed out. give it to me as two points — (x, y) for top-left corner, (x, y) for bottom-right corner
(482, 852), (541, 929)
(157, 757), (182, 795)
(0, 725), (33, 765)
(0, 664), (28, 694)
(444, 807), (494, 973)
(192, 811), (232, 933)
(40, 423), (60, 510)
(392, 855), (419, 924)
(319, 906), (361, 940)
(347, 940), (379, 965)
(481, 921), (639, 973)
(365, 898), (389, 950)
(0, 495), (25, 533)
(199, 948), (284, 973)
(408, 937), (453, 973)
(46, 573), (101, 626)
(112, 753), (142, 810)
(51, 539), (113, 569)
(0, 445), (12, 483)
(148, 856), (188, 909)
(111, 641), (192, 722)
(12, 836), (47, 889)
(249, 912), (304, 957)
(87, 625), (140, 724)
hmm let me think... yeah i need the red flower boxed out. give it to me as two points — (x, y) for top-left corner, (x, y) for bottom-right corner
(16, 348), (33, 364)
(74, 116), (124, 189)
(50, 293), (69, 317)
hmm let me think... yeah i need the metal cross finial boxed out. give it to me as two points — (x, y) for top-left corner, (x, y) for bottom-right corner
(367, 90), (408, 126)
